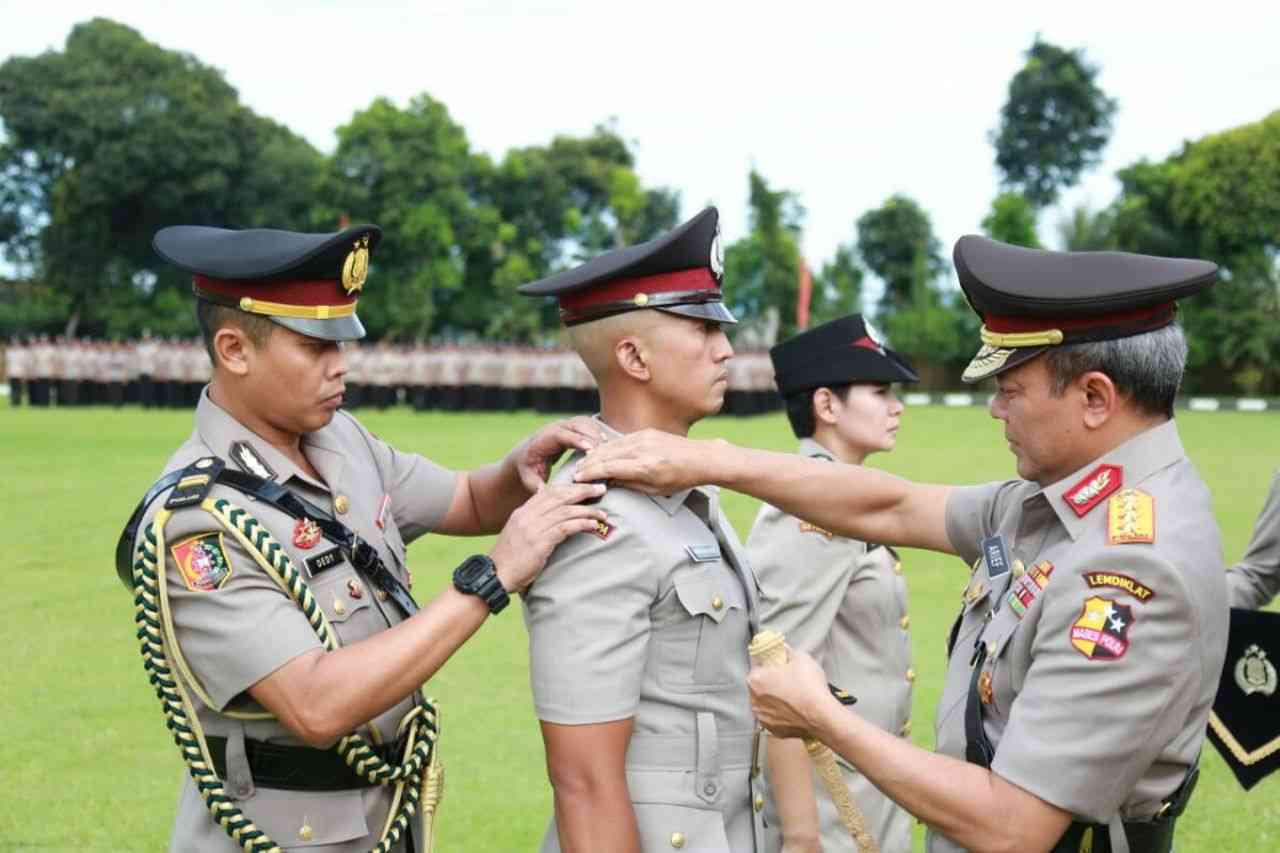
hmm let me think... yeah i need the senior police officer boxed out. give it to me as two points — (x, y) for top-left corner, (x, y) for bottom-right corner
(119, 223), (609, 852)
(575, 236), (1229, 853)
(517, 207), (770, 853)
(749, 314), (919, 853)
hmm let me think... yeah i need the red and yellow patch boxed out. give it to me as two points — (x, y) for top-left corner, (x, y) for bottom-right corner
(1083, 571), (1156, 602)
(292, 518), (322, 550)
(1006, 560), (1055, 618)
(591, 519), (613, 541)
(799, 521), (835, 539)
(171, 532), (233, 592)
(1107, 489), (1155, 545)
(1070, 596), (1135, 660)
(1063, 464), (1123, 518)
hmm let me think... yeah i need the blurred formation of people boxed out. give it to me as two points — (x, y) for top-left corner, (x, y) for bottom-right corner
(2, 335), (785, 415)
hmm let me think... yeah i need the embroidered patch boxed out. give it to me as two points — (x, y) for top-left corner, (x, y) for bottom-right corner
(1070, 596), (1135, 660)
(1063, 464), (1123, 518)
(1006, 560), (1055, 618)
(685, 543), (720, 562)
(1107, 489), (1155, 545)
(375, 494), (391, 530)
(171, 533), (233, 592)
(305, 547), (343, 577)
(1083, 571), (1156, 602)
(591, 520), (613, 541)
(799, 521), (834, 539)
(292, 518), (322, 550)
(229, 440), (277, 481)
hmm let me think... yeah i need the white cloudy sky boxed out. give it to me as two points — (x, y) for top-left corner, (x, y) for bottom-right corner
(2, 1), (1278, 293)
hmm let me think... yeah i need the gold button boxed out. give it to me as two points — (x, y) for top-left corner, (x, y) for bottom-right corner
(334, 495), (349, 514)
(670, 831), (686, 848)
(893, 561), (903, 575)
(753, 794), (765, 812)
(899, 614), (910, 630)
(900, 719), (912, 737)
(711, 596), (724, 611)
(333, 598), (347, 616)
(905, 668), (916, 684)
(1012, 560), (1026, 578)
(298, 824), (314, 842)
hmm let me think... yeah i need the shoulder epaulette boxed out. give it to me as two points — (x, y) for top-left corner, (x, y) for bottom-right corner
(164, 457), (226, 510)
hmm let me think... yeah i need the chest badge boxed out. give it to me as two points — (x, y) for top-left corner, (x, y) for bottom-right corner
(1007, 561), (1055, 618)
(799, 520), (835, 539)
(1107, 489), (1155, 545)
(686, 543), (720, 563)
(978, 670), (994, 705)
(292, 518), (323, 550)
(1070, 596), (1134, 660)
(1234, 645), (1277, 697)
(1063, 464), (1123, 518)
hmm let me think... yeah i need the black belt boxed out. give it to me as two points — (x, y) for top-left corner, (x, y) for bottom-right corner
(1052, 817), (1176, 853)
(207, 735), (399, 791)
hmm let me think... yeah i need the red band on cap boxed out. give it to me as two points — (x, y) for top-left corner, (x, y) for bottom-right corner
(851, 336), (885, 355)
(984, 302), (1174, 335)
(194, 274), (355, 307)
(558, 268), (718, 312)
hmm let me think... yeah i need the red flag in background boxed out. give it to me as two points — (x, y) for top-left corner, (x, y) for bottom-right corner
(796, 257), (813, 330)
(338, 213), (351, 229)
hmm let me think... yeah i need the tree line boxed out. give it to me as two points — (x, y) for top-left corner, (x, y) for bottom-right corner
(1, 21), (1276, 392)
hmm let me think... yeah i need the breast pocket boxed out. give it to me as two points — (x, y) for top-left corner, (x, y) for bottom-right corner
(313, 570), (377, 645)
(655, 566), (747, 693)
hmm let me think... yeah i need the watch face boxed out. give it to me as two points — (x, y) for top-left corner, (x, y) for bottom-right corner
(457, 555), (493, 586)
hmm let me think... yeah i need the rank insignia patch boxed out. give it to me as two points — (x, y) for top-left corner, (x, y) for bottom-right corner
(1083, 571), (1155, 602)
(1070, 596), (1134, 660)
(1006, 560), (1055, 618)
(799, 521), (834, 539)
(171, 533), (233, 592)
(1107, 489), (1155, 545)
(229, 440), (277, 482)
(1063, 464), (1123, 518)
(591, 519), (613, 540)
(293, 518), (322, 550)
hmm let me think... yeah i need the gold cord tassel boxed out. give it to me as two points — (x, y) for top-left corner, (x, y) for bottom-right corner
(749, 629), (880, 853)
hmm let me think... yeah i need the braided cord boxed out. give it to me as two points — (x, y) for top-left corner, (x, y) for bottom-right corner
(132, 497), (442, 853)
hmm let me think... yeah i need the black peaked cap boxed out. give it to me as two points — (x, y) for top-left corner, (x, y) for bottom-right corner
(771, 314), (918, 397)
(154, 225), (382, 281)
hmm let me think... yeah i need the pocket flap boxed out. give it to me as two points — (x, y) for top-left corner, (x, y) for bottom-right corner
(673, 570), (736, 624)
(243, 786), (369, 849)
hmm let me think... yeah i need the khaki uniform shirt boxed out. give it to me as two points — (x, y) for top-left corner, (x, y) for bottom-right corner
(1226, 469), (1280, 609)
(523, 419), (768, 853)
(135, 392), (456, 852)
(931, 421), (1228, 852)
(748, 440), (913, 853)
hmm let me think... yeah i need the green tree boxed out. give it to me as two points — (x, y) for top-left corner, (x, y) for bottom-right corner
(723, 169), (804, 343)
(0, 18), (323, 337)
(992, 37), (1117, 208)
(855, 194), (945, 315)
(1057, 204), (1116, 251)
(981, 192), (1041, 247)
(808, 244), (864, 326)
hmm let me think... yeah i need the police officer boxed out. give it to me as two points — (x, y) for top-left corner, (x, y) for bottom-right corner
(121, 223), (609, 852)
(576, 236), (1229, 853)
(749, 314), (919, 853)
(1226, 470), (1280, 609)
(6, 336), (28, 406)
(518, 207), (769, 853)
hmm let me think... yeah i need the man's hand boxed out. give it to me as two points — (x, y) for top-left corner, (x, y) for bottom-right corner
(512, 416), (607, 492)
(748, 646), (843, 740)
(574, 428), (719, 495)
(489, 483), (608, 593)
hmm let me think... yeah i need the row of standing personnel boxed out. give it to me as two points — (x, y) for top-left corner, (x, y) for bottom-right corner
(3, 337), (782, 415)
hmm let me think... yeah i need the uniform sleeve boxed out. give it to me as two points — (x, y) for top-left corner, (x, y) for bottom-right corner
(1226, 470), (1280, 609)
(157, 510), (324, 711)
(991, 550), (1198, 820)
(341, 412), (458, 542)
(521, 495), (658, 725)
(747, 503), (854, 664)
(945, 480), (1023, 566)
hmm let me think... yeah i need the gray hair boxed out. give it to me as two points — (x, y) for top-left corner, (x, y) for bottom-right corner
(1043, 323), (1187, 418)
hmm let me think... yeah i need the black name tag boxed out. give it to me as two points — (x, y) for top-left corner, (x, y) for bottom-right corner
(980, 534), (1010, 578)
(305, 547), (343, 577)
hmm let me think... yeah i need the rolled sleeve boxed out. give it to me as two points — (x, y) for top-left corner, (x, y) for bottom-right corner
(991, 552), (1196, 820)
(945, 480), (1023, 566)
(522, 501), (657, 725)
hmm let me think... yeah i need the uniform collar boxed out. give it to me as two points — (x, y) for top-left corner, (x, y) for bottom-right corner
(798, 437), (836, 461)
(195, 389), (342, 494)
(592, 414), (697, 516)
(1037, 419), (1186, 539)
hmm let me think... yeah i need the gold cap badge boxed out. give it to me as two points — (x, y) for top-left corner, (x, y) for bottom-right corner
(341, 235), (370, 296)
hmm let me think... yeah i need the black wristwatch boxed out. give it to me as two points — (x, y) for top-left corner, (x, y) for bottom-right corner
(452, 554), (510, 614)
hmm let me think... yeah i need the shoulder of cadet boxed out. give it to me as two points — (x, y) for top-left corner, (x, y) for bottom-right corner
(550, 454), (678, 539)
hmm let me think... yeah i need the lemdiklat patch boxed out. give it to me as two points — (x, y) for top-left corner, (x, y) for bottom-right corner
(171, 532), (233, 592)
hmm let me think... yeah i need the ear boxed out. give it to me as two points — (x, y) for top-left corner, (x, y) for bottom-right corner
(614, 336), (651, 382)
(213, 327), (253, 377)
(1078, 370), (1118, 430)
(812, 387), (841, 426)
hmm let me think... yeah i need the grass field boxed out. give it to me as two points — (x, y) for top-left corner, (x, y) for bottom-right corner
(1, 403), (1277, 852)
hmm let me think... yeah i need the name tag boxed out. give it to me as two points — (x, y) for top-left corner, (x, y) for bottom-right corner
(685, 544), (721, 563)
(980, 535), (1011, 578)
(306, 547), (343, 577)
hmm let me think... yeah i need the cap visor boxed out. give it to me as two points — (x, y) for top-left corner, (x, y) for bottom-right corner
(657, 301), (738, 325)
(962, 344), (1045, 383)
(272, 313), (366, 342)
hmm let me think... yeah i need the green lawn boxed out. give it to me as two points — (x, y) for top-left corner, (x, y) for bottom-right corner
(0, 404), (1276, 852)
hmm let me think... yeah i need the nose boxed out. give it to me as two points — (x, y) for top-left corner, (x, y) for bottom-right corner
(713, 328), (734, 361)
(331, 342), (348, 379)
(888, 392), (904, 417)
(989, 390), (1006, 420)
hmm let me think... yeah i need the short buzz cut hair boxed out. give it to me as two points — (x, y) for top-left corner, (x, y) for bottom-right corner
(1041, 323), (1188, 418)
(195, 300), (276, 367)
